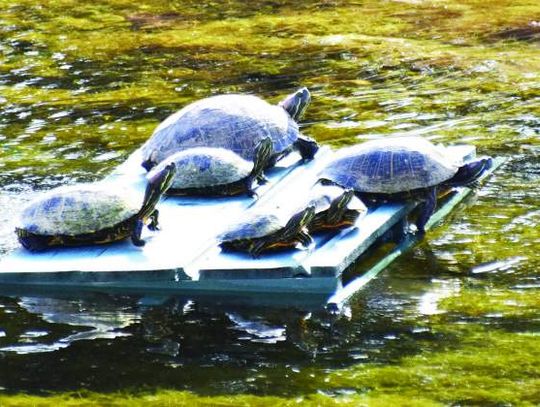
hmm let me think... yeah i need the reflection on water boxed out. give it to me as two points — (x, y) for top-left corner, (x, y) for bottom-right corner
(416, 279), (461, 316)
(0, 283), (448, 393)
(0, 296), (139, 354)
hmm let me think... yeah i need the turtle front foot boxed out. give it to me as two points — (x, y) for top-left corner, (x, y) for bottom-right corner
(131, 237), (146, 247)
(247, 188), (260, 200)
(257, 175), (269, 185)
(131, 219), (146, 247)
(147, 223), (160, 232)
(147, 210), (160, 231)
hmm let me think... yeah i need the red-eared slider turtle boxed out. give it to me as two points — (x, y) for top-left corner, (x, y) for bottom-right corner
(147, 137), (273, 197)
(16, 163), (176, 251)
(319, 137), (492, 233)
(141, 88), (318, 171)
(306, 184), (367, 233)
(218, 206), (316, 257)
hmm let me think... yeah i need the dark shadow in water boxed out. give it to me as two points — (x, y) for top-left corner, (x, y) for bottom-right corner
(0, 286), (447, 396)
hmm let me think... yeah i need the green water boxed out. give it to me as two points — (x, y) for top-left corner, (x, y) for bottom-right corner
(0, 0), (539, 405)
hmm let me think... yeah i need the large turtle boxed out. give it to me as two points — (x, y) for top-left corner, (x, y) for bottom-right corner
(141, 87), (319, 171)
(218, 206), (316, 257)
(318, 137), (492, 233)
(147, 137), (273, 197)
(16, 163), (176, 251)
(306, 184), (367, 233)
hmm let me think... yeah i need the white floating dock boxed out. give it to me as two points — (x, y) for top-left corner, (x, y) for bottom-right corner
(0, 144), (494, 301)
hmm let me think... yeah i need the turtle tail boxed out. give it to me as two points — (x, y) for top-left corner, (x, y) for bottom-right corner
(446, 157), (493, 187)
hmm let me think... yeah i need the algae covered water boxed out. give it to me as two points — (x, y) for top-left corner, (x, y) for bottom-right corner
(0, 0), (539, 405)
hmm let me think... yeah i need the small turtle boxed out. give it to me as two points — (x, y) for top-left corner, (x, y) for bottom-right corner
(147, 137), (273, 197)
(16, 163), (176, 251)
(306, 184), (367, 233)
(141, 87), (319, 171)
(318, 137), (492, 233)
(218, 206), (316, 257)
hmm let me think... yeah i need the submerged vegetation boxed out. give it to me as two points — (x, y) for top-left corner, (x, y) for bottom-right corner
(0, 0), (539, 405)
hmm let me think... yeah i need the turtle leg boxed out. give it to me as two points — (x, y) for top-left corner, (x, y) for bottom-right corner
(294, 135), (319, 161)
(297, 230), (314, 248)
(416, 187), (437, 234)
(141, 150), (159, 172)
(248, 239), (268, 258)
(248, 137), (274, 191)
(244, 178), (259, 199)
(147, 209), (160, 231)
(131, 219), (146, 247)
(257, 174), (269, 185)
(264, 153), (280, 169)
(243, 137), (274, 197)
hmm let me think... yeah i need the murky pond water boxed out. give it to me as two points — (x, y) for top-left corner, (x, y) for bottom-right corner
(1, 0), (539, 404)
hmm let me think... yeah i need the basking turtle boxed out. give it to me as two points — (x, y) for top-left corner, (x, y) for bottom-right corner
(16, 163), (176, 251)
(147, 137), (273, 197)
(318, 137), (492, 233)
(218, 206), (316, 257)
(141, 87), (318, 171)
(306, 184), (367, 233)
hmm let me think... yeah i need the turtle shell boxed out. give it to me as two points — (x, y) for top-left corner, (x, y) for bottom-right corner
(219, 213), (283, 242)
(141, 94), (300, 165)
(320, 137), (460, 194)
(148, 147), (252, 189)
(17, 183), (140, 236)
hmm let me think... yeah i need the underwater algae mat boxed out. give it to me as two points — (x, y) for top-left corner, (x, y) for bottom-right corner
(1, 0), (539, 180)
(0, 321), (538, 406)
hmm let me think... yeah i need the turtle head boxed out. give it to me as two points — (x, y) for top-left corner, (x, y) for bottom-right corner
(333, 189), (355, 211)
(327, 189), (358, 225)
(279, 87), (311, 121)
(139, 162), (176, 217)
(141, 150), (159, 172)
(282, 205), (316, 237)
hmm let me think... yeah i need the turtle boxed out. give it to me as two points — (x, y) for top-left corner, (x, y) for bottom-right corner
(140, 87), (319, 171)
(218, 206), (316, 257)
(306, 184), (367, 233)
(318, 137), (493, 234)
(15, 163), (176, 251)
(147, 137), (273, 197)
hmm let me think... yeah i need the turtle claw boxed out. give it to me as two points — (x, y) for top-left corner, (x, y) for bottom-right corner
(247, 189), (260, 200)
(132, 237), (146, 247)
(257, 175), (269, 185)
(147, 210), (160, 231)
(131, 219), (146, 247)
